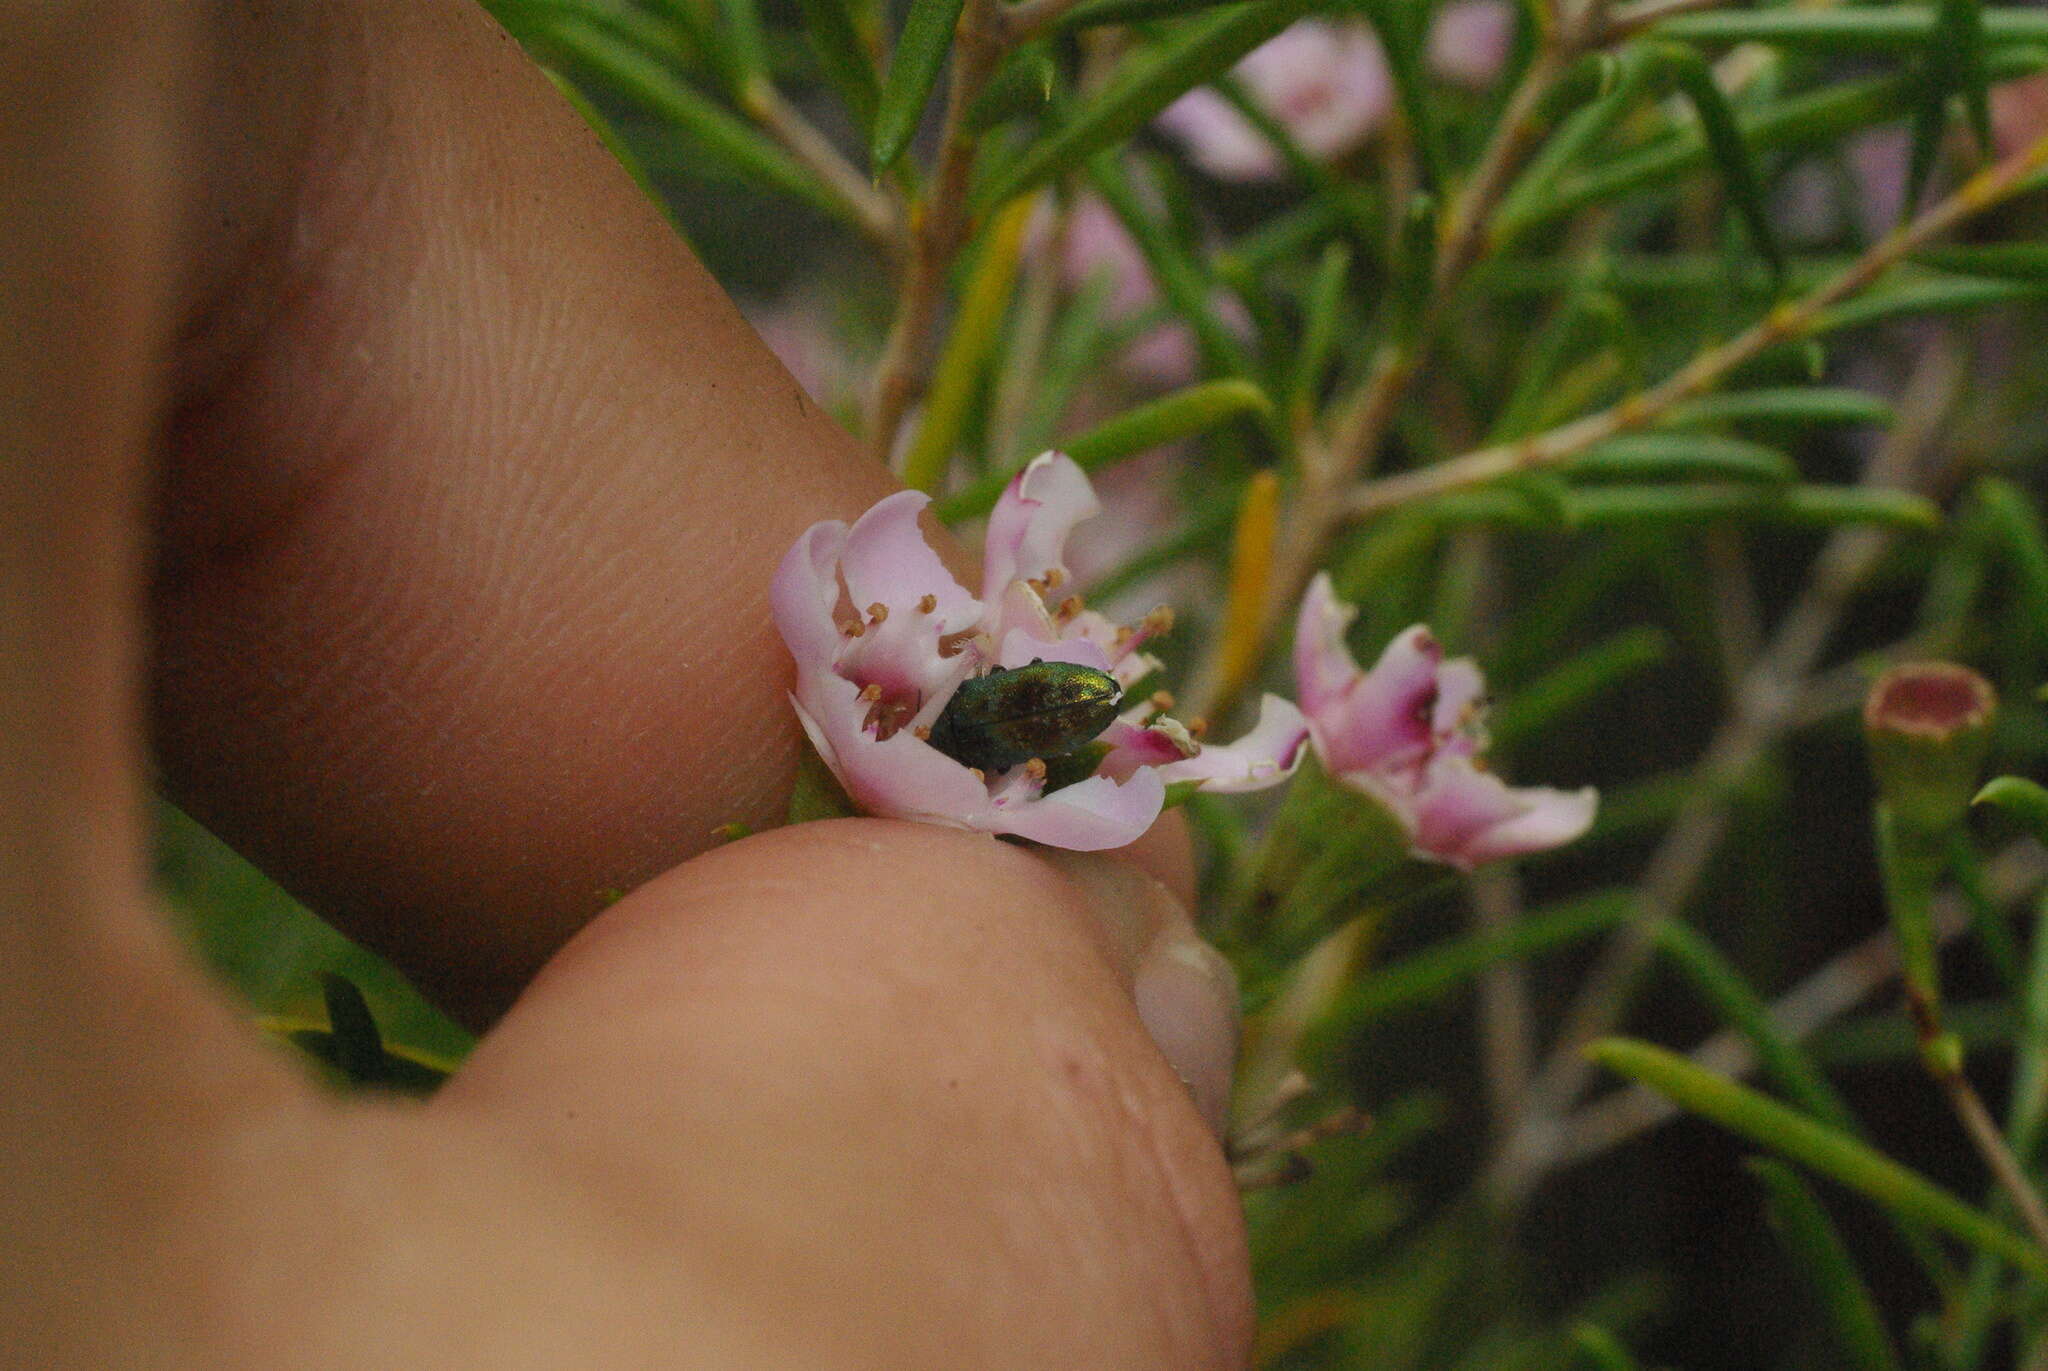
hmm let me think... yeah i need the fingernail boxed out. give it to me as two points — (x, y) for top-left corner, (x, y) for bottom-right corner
(1036, 851), (1240, 1141)
(1133, 931), (1240, 1140)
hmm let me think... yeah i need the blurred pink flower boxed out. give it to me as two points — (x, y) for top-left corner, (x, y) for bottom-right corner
(1158, 20), (1392, 182)
(1050, 195), (1251, 387)
(1427, 0), (1513, 89)
(1157, 6), (1513, 183)
(1294, 574), (1596, 868)
(774, 453), (1307, 850)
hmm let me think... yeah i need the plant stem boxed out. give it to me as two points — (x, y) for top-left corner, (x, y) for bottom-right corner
(1916, 996), (2048, 1259)
(1340, 130), (2048, 524)
(1488, 342), (1966, 1204)
(865, 0), (1010, 463)
(1181, 40), (1576, 722)
(743, 81), (903, 247)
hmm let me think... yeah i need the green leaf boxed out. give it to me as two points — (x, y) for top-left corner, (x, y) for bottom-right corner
(1655, 7), (2048, 52)
(1914, 243), (2048, 280)
(937, 379), (1272, 521)
(1502, 50), (2048, 239)
(1653, 920), (1856, 1128)
(1651, 41), (1786, 280)
(1804, 275), (2048, 336)
(1662, 387), (1895, 429)
(1567, 433), (1798, 484)
(1570, 1324), (1642, 1371)
(900, 194), (1035, 493)
(1318, 889), (1634, 1033)
(1290, 241), (1353, 414)
(1490, 625), (1671, 750)
(1972, 476), (2048, 650)
(1054, 0), (1258, 28)
(974, 0), (1321, 209)
(1497, 45), (1661, 231)
(320, 973), (386, 1085)
(1424, 483), (1941, 531)
(544, 19), (849, 220)
(787, 744), (858, 823)
(717, 0), (770, 82)
(1084, 154), (1259, 380)
(1359, 0), (1447, 190)
(872, 0), (968, 171)
(967, 43), (1057, 130)
(1974, 776), (2048, 845)
(796, 0), (882, 133)
(1749, 1160), (1906, 1371)
(1588, 1037), (2048, 1279)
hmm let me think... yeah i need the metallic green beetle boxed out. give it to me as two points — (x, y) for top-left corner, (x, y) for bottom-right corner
(927, 659), (1122, 775)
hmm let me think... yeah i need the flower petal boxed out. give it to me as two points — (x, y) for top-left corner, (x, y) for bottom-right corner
(1409, 756), (1597, 868)
(840, 489), (979, 630)
(995, 627), (1117, 675)
(1156, 87), (1284, 182)
(987, 768), (1166, 851)
(1314, 624), (1443, 777)
(773, 517), (852, 668)
(982, 452), (1101, 601)
(1153, 694), (1310, 793)
(1293, 572), (1362, 718)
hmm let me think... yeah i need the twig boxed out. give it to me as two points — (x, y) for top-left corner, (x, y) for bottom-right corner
(1181, 42), (1578, 720)
(1341, 130), (2048, 524)
(1487, 342), (1967, 1203)
(1472, 868), (1536, 1138)
(1549, 842), (2048, 1169)
(865, 0), (1010, 463)
(743, 82), (902, 248)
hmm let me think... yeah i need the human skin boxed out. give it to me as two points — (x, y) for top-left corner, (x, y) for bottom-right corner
(0, 2), (1251, 1366)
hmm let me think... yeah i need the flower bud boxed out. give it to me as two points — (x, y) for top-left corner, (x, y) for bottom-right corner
(1862, 662), (1997, 840)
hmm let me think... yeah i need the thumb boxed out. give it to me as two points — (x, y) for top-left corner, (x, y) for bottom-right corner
(433, 818), (1253, 1369)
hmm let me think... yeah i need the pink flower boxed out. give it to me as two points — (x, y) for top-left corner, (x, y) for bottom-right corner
(774, 454), (1309, 851)
(1294, 574), (1596, 868)
(1426, 0), (1513, 89)
(1048, 196), (1250, 388)
(1157, 20), (1392, 182)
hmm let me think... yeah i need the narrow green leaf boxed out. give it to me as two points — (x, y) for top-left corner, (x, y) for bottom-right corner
(900, 194), (1036, 493)
(1497, 45), (1661, 231)
(1360, 0), (1447, 190)
(543, 71), (671, 218)
(1425, 483), (1941, 530)
(718, 0), (770, 82)
(1085, 155), (1258, 380)
(1503, 51), (2047, 239)
(1662, 387), (1895, 429)
(974, 0), (1321, 209)
(1942, 0), (1995, 152)
(1290, 241), (1353, 413)
(1749, 1160), (1906, 1371)
(2011, 890), (2048, 1161)
(936, 378), (1272, 521)
(1319, 890), (1635, 1033)
(1588, 1037), (2048, 1279)
(1804, 276), (2048, 336)
(1653, 41), (1786, 280)
(1570, 1324), (1641, 1371)
(787, 744), (857, 823)
(545, 19), (848, 219)
(1656, 7), (2048, 52)
(1490, 625), (1671, 750)
(967, 43), (1057, 130)
(1915, 243), (2048, 280)
(1054, 0), (1258, 28)
(796, 0), (883, 133)
(1654, 920), (1856, 1128)
(1568, 433), (1798, 484)
(1972, 476), (2048, 646)
(872, 0), (968, 171)
(1974, 776), (2048, 846)
(320, 973), (386, 1085)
